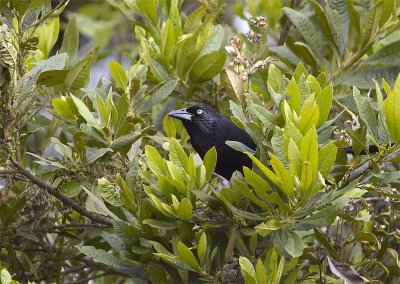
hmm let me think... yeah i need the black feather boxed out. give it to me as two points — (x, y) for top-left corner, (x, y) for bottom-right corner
(168, 104), (256, 180)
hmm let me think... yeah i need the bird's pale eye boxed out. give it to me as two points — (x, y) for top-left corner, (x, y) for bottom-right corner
(197, 109), (203, 115)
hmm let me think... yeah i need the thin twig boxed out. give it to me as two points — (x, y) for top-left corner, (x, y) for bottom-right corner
(53, 223), (110, 230)
(11, 159), (113, 226)
(0, 169), (19, 175)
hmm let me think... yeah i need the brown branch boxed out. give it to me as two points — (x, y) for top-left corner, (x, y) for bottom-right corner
(0, 169), (19, 175)
(53, 223), (110, 230)
(11, 160), (113, 226)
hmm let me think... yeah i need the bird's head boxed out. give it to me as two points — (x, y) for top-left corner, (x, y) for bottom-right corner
(167, 104), (222, 134)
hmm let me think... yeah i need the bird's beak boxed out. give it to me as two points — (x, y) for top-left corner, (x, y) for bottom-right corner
(168, 108), (192, 121)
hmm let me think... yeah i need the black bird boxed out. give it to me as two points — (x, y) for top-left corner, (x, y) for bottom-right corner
(168, 104), (256, 180)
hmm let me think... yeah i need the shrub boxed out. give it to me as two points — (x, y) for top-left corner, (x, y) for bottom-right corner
(0, 0), (399, 283)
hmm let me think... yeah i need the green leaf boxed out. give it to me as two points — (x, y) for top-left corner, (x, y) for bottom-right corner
(283, 7), (324, 65)
(76, 245), (140, 277)
(246, 153), (280, 189)
(338, 66), (400, 89)
(347, 0), (360, 34)
(316, 85), (333, 126)
(136, 79), (178, 112)
(52, 98), (74, 119)
(239, 257), (257, 284)
(146, 264), (170, 284)
(145, 145), (167, 175)
(109, 61), (128, 93)
(169, 138), (188, 170)
(298, 106), (319, 134)
(160, 19), (175, 71)
(310, 1), (338, 54)
(177, 198), (193, 221)
(60, 180), (83, 197)
(98, 177), (122, 206)
(37, 70), (69, 86)
(64, 53), (94, 91)
(380, 0), (394, 25)
(255, 220), (283, 237)
(248, 103), (275, 130)
(221, 69), (245, 106)
(70, 94), (99, 127)
(142, 219), (178, 230)
(328, 0), (350, 54)
(361, 1), (383, 47)
(137, 0), (157, 25)
(384, 89), (400, 142)
(285, 78), (301, 114)
(110, 131), (145, 152)
(97, 95), (110, 126)
(300, 127), (319, 180)
(363, 40), (400, 67)
(162, 115), (177, 138)
(183, 5), (207, 33)
(199, 25), (224, 57)
(299, 203), (341, 227)
(284, 231), (304, 258)
(113, 93), (129, 133)
(87, 148), (112, 164)
(60, 15), (79, 64)
(318, 143), (337, 178)
(1, 268), (12, 284)
(300, 162), (313, 193)
(243, 167), (271, 198)
(177, 242), (200, 271)
(287, 139), (302, 177)
(118, 175), (137, 215)
(147, 194), (175, 217)
(255, 258), (267, 284)
(197, 232), (207, 266)
(189, 51), (226, 82)
(219, 196), (264, 221)
(226, 141), (255, 154)
(11, 0), (28, 14)
(313, 228), (340, 260)
(229, 100), (247, 123)
(203, 147), (217, 180)
(347, 124), (367, 156)
(232, 180), (270, 210)
(353, 87), (378, 138)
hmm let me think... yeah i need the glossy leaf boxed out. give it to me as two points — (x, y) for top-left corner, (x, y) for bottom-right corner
(177, 198), (193, 221)
(189, 51), (226, 82)
(109, 61), (128, 93)
(384, 89), (400, 142)
(203, 146), (217, 180)
(177, 242), (200, 271)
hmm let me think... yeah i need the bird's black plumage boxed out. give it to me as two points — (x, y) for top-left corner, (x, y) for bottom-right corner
(168, 104), (256, 180)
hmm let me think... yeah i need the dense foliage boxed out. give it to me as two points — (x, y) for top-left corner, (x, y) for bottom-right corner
(1, 0), (400, 283)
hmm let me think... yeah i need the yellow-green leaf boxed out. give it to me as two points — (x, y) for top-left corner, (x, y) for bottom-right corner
(270, 153), (294, 199)
(298, 105), (319, 134)
(145, 145), (167, 175)
(109, 61), (128, 93)
(318, 143), (337, 178)
(300, 127), (319, 180)
(177, 198), (193, 221)
(197, 232), (207, 266)
(203, 147), (217, 180)
(384, 90), (400, 142)
(177, 242), (200, 271)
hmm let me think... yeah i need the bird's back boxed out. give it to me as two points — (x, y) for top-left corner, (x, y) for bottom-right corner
(190, 116), (256, 179)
